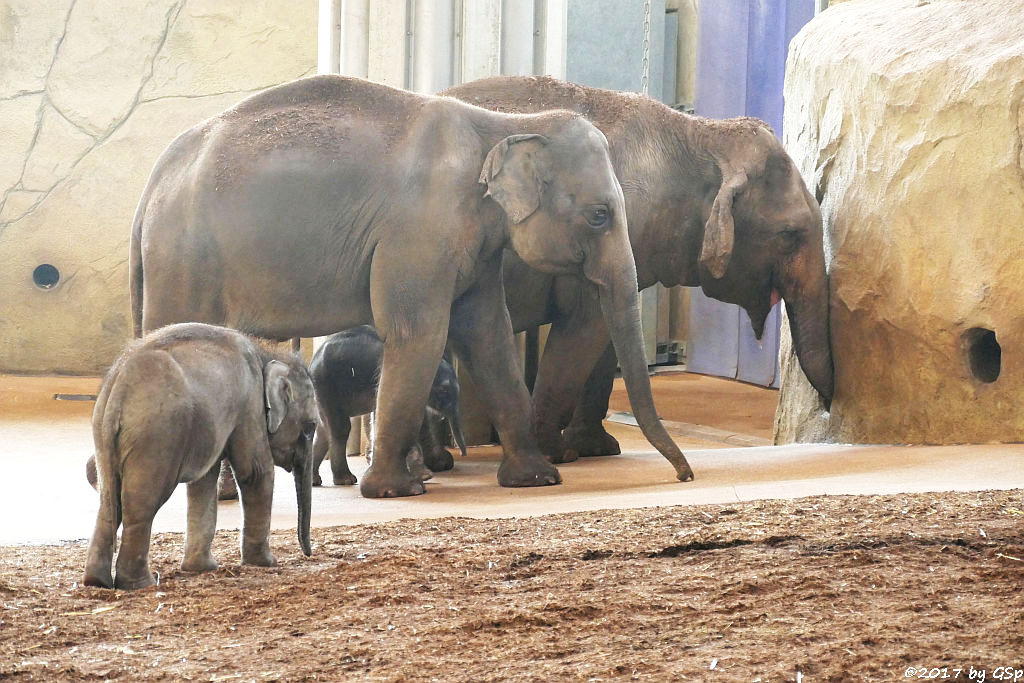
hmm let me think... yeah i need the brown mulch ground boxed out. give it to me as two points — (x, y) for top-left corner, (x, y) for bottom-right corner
(2, 490), (1022, 682)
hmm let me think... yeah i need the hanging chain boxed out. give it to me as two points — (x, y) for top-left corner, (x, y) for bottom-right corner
(640, 0), (652, 96)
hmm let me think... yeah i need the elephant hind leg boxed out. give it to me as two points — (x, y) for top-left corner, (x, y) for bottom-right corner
(181, 464), (220, 573)
(114, 458), (178, 590)
(562, 342), (622, 457)
(83, 468), (122, 589)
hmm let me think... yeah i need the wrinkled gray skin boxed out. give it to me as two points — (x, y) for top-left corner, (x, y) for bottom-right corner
(444, 76), (834, 462)
(309, 326), (468, 487)
(131, 75), (694, 497)
(82, 323), (318, 591)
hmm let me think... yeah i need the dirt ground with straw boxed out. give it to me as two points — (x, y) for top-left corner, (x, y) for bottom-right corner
(2, 489), (1022, 681)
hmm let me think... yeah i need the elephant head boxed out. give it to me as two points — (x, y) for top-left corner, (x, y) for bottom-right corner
(697, 122), (834, 406)
(427, 358), (468, 458)
(264, 358), (319, 556)
(480, 116), (693, 480)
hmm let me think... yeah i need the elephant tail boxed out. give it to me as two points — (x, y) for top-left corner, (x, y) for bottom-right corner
(82, 393), (124, 588)
(129, 195), (146, 339)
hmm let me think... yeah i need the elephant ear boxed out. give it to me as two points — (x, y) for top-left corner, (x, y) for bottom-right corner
(479, 134), (550, 225)
(700, 169), (748, 279)
(264, 360), (292, 435)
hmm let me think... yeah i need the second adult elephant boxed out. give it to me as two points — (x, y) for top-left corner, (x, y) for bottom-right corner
(132, 75), (694, 498)
(444, 76), (834, 461)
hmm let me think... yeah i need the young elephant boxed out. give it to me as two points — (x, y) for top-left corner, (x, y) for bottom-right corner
(83, 323), (318, 591)
(309, 326), (467, 487)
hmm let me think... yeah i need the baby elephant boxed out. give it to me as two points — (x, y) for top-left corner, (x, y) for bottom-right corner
(83, 323), (318, 591)
(310, 326), (467, 487)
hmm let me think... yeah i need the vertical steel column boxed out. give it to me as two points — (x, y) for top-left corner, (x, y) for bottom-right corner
(341, 0), (370, 77)
(538, 0), (567, 77)
(412, 0), (455, 93)
(461, 0), (502, 82)
(318, 0), (342, 75)
(501, 0), (535, 75)
(368, 0), (410, 87)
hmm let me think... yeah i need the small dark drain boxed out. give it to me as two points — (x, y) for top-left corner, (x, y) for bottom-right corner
(54, 394), (97, 402)
(962, 327), (1000, 384)
(32, 264), (60, 289)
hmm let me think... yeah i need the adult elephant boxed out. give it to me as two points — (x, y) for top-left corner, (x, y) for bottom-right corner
(443, 76), (833, 462)
(132, 75), (694, 498)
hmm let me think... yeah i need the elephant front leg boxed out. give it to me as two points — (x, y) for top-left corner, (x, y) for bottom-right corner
(448, 268), (560, 488)
(359, 337), (446, 498)
(313, 404), (358, 486)
(182, 464), (220, 573)
(561, 342), (623, 457)
(237, 469), (277, 567)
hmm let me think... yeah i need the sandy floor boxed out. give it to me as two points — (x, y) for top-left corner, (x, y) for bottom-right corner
(2, 372), (1023, 679)
(2, 491), (1022, 680)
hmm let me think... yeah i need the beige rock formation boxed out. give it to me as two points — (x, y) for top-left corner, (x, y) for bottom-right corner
(0, 0), (316, 373)
(775, 0), (1024, 444)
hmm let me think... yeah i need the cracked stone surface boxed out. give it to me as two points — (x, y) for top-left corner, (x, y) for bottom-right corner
(0, 92), (44, 197)
(21, 102), (95, 192)
(0, 0), (316, 373)
(47, 0), (183, 138)
(0, 0), (72, 98)
(774, 0), (1024, 444)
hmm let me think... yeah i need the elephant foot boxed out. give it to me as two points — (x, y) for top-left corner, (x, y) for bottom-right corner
(564, 424), (621, 457)
(406, 446), (434, 483)
(242, 543), (277, 567)
(330, 450), (358, 486)
(217, 463), (239, 501)
(497, 453), (562, 488)
(536, 425), (579, 464)
(312, 471), (323, 487)
(359, 464), (426, 498)
(422, 446), (454, 472)
(181, 554), (219, 574)
(114, 572), (156, 591)
(82, 568), (113, 589)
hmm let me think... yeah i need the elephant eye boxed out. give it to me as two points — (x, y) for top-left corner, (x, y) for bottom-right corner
(779, 229), (803, 251)
(584, 205), (610, 229)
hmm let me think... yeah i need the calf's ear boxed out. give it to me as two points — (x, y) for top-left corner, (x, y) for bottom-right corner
(479, 134), (549, 224)
(264, 360), (292, 434)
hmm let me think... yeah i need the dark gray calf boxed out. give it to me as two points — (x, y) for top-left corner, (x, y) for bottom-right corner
(310, 326), (467, 487)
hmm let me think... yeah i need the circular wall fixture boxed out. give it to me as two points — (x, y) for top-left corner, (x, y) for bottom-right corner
(32, 263), (60, 290)
(962, 327), (1000, 384)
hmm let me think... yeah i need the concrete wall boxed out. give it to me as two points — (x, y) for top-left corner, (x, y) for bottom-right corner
(0, 0), (317, 374)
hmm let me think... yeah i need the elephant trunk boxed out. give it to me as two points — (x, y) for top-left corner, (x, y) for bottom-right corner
(784, 276), (834, 408)
(585, 234), (695, 481)
(293, 447), (312, 557)
(779, 195), (834, 408)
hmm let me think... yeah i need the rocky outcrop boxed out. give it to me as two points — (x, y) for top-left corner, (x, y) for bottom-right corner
(775, 0), (1024, 444)
(0, 0), (316, 373)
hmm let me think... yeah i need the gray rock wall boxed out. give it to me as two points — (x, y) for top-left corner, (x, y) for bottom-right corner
(775, 0), (1024, 444)
(0, 0), (316, 373)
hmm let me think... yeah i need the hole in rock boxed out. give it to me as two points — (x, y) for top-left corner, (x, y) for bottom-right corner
(963, 327), (1000, 384)
(32, 263), (60, 289)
